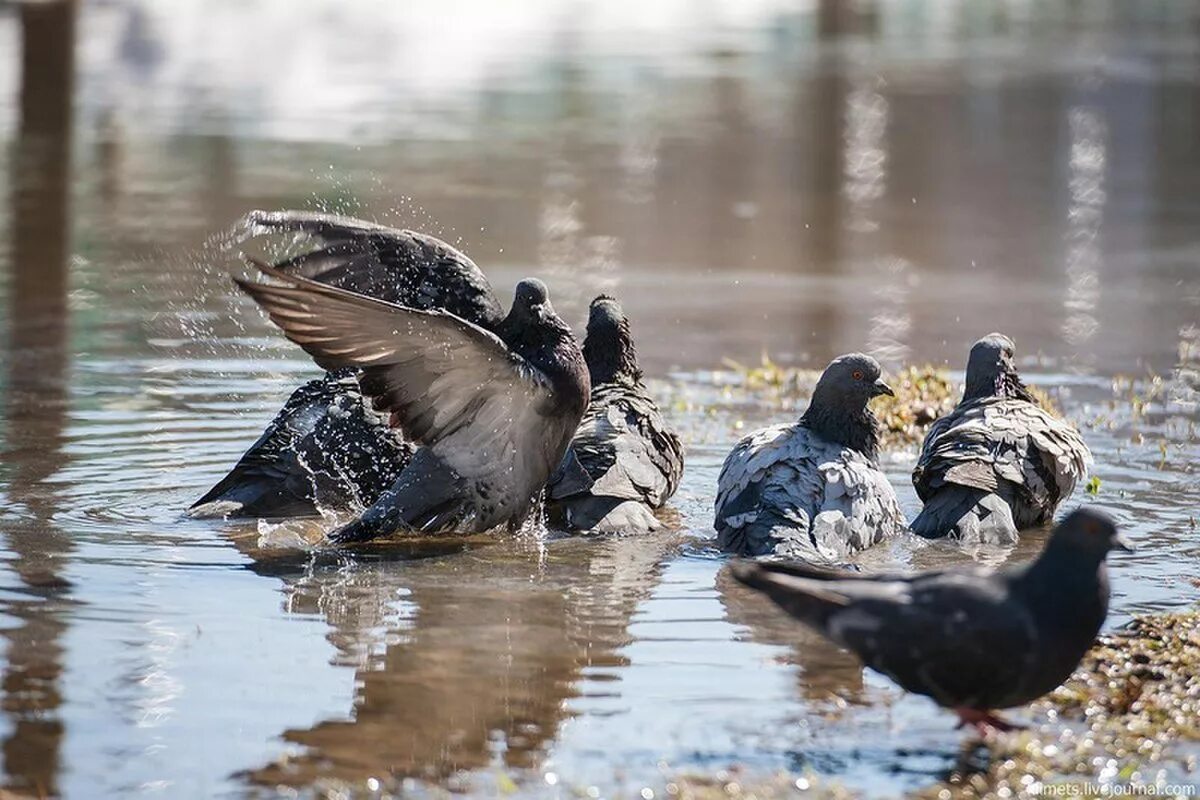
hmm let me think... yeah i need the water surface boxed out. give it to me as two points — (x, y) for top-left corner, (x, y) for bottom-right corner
(1, 2), (1199, 797)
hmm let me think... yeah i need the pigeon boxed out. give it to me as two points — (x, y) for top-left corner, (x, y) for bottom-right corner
(713, 353), (906, 561)
(191, 210), (504, 519)
(234, 261), (590, 542)
(910, 333), (1092, 544)
(731, 507), (1131, 733)
(190, 369), (414, 518)
(546, 295), (684, 532)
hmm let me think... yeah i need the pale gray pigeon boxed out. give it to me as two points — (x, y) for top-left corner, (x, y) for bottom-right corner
(235, 262), (589, 543)
(714, 353), (906, 561)
(547, 295), (684, 532)
(911, 333), (1092, 544)
(732, 507), (1130, 733)
(191, 210), (503, 519)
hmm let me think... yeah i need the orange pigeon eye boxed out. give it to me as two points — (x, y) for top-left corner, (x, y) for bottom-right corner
(852, 370), (864, 381)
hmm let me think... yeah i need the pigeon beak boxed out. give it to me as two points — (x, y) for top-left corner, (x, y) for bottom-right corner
(1113, 533), (1135, 553)
(873, 378), (895, 397)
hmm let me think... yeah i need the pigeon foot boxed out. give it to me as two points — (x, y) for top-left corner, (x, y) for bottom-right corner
(953, 707), (1025, 734)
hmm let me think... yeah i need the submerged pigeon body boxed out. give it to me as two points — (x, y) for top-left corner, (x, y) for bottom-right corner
(547, 296), (684, 533)
(910, 334), (1092, 544)
(236, 263), (589, 542)
(191, 369), (414, 518)
(714, 354), (905, 561)
(191, 210), (504, 519)
(732, 508), (1128, 731)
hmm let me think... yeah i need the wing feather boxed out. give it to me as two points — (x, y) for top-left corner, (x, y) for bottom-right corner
(914, 396), (1092, 514)
(234, 262), (554, 484)
(245, 209), (505, 327)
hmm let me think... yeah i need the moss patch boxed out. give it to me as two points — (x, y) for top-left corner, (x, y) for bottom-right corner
(871, 365), (959, 449)
(717, 356), (1065, 449)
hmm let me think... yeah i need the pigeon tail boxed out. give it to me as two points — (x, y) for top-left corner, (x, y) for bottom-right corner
(329, 449), (468, 543)
(189, 464), (318, 519)
(910, 486), (1018, 545)
(729, 561), (849, 630)
(552, 496), (661, 533)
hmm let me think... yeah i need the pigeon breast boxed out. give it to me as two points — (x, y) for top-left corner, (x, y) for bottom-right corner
(714, 423), (904, 561)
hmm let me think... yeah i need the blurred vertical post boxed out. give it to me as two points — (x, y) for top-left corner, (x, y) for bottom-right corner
(2, 1), (77, 796)
(13, 0), (75, 341)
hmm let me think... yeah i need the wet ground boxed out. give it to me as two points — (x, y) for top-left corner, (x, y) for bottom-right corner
(1, 1), (1199, 797)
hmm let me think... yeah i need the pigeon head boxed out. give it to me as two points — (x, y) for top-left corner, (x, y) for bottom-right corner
(963, 333), (1035, 402)
(801, 353), (892, 461)
(1046, 507), (1133, 559)
(501, 277), (568, 340)
(510, 278), (553, 322)
(498, 278), (590, 417)
(814, 353), (894, 402)
(582, 295), (642, 386)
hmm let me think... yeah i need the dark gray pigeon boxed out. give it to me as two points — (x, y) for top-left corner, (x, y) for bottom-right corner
(190, 210), (504, 519)
(732, 507), (1130, 733)
(714, 354), (906, 561)
(190, 369), (414, 518)
(546, 295), (684, 532)
(911, 333), (1092, 544)
(234, 262), (590, 542)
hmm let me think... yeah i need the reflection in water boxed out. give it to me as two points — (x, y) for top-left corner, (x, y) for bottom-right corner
(715, 568), (865, 706)
(1062, 106), (1107, 363)
(1, 2), (76, 796)
(842, 78), (912, 368)
(245, 533), (682, 790)
(617, 74), (659, 208)
(537, 29), (623, 312)
(843, 83), (888, 236)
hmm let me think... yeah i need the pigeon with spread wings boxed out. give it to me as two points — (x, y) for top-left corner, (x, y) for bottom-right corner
(191, 210), (505, 519)
(234, 261), (589, 542)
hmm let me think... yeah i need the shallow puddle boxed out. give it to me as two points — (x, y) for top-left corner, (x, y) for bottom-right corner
(1, 2), (1199, 797)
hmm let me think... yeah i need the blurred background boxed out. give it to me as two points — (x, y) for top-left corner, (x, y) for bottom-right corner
(0, 1), (1198, 797)
(4, 0), (1199, 373)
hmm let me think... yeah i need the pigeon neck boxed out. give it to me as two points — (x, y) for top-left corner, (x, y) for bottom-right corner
(1021, 539), (1109, 600)
(1018, 542), (1110, 637)
(800, 395), (880, 462)
(963, 370), (1036, 403)
(502, 313), (590, 416)
(583, 329), (641, 387)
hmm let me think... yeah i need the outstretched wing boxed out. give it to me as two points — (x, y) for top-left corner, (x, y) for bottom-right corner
(235, 262), (553, 482)
(246, 210), (505, 328)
